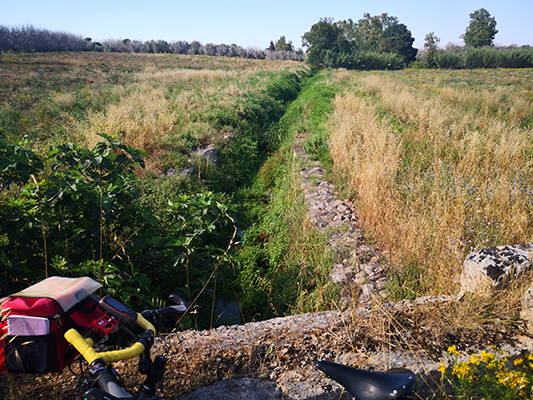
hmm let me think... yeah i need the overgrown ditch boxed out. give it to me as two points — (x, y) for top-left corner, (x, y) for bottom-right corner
(0, 67), (345, 331)
(0, 65), (349, 331)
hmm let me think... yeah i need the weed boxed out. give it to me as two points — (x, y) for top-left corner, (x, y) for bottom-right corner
(439, 346), (533, 399)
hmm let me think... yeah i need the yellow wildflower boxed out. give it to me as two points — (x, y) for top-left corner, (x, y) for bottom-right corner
(452, 362), (472, 380)
(514, 358), (524, 366)
(438, 363), (446, 374)
(480, 350), (494, 363)
(470, 354), (480, 365)
(448, 345), (458, 355)
(497, 370), (528, 389)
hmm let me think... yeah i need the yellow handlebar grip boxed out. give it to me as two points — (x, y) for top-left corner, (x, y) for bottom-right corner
(64, 329), (99, 364)
(64, 313), (156, 364)
(136, 313), (156, 333)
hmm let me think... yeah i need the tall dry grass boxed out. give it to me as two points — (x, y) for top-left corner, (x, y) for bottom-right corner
(330, 70), (533, 294)
(80, 83), (176, 151)
(78, 66), (260, 155)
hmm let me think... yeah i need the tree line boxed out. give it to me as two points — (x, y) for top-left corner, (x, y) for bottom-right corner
(0, 25), (304, 61)
(2, 9), (532, 70)
(300, 8), (532, 70)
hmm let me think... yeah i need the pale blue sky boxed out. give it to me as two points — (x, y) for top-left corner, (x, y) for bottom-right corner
(1, 0), (531, 50)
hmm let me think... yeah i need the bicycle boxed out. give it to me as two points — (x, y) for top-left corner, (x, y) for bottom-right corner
(2, 276), (416, 400)
(63, 292), (188, 400)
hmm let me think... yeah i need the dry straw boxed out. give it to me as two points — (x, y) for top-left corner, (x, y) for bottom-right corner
(329, 70), (533, 295)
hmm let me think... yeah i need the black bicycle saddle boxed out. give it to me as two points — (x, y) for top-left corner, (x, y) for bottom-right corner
(315, 360), (415, 400)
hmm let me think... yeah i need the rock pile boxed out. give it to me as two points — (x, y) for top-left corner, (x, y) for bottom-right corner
(295, 146), (388, 305)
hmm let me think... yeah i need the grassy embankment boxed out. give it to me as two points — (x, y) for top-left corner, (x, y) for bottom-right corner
(1, 52), (347, 324)
(235, 71), (342, 321)
(4, 52), (533, 326)
(328, 68), (533, 317)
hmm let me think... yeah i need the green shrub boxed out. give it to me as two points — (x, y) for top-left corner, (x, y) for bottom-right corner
(433, 47), (533, 69)
(321, 50), (405, 70)
(434, 52), (466, 69)
(440, 346), (533, 399)
(0, 136), (237, 324)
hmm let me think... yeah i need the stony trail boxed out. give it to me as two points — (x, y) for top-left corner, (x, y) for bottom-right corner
(294, 145), (389, 306)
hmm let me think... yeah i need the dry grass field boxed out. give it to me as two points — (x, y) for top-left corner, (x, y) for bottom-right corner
(329, 68), (533, 296)
(0, 52), (302, 172)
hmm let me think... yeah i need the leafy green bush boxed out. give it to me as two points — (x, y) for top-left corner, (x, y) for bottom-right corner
(0, 136), (237, 323)
(0, 134), (149, 295)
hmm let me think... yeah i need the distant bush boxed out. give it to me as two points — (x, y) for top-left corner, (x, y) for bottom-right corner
(322, 50), (405, 70)
(419, 46), (533, 69)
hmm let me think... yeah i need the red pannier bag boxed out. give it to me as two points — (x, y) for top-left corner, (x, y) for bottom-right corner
(0, 276), (104, 374)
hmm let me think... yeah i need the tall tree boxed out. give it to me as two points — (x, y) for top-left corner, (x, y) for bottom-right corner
(302, 18), (349, 68)
(461, 8), (498, 47)
(337, 13), (398, 51)
(380, 23), (417, 64)
(424, 32), (440, 68)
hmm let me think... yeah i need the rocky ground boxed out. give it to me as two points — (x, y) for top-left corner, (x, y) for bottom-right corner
(5, 298), (530, 399)
(3, 145), (533, 399)
(295, 144), (389, 307)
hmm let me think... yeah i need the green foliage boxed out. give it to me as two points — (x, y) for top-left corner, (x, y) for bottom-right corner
(236, 159), (335, 320)
(0, 134), (149, 295)
(206, 70), (315, 193)
(273, 36), (294, 52)
(380, 23), (417, 64)
(235, 72), (340, 320)
(0, 140), (44, 190)
(423, 32), (441, 68)
(431, 47), (533, 69)
(303, 15), (416, 70)
(302, 18), (350, 69)
(337, 13), (399, 51)
(462, 8), (498, 48)
(322, 50), (405, 70)
(265, 72), (302, 104)
(0, 137), (237, 325)
(440, 346), (533, 399)
(267, 73), (335, 152)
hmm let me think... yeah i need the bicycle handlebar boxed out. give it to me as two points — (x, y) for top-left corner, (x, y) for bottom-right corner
(64, 313), (155, 365)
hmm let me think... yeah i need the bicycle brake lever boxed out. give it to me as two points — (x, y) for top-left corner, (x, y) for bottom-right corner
(141, 295), (189, 327)
(168, 294), (189, 309)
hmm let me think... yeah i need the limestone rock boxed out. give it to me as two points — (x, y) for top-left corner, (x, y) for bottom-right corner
(461, 244), (533, 294)
(330, 264), (354, 283)
(277, 368), (352, 400)
(192, 145), (218, 165)
(176, 377), (281, 400)
(521, 281), (533, 334)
